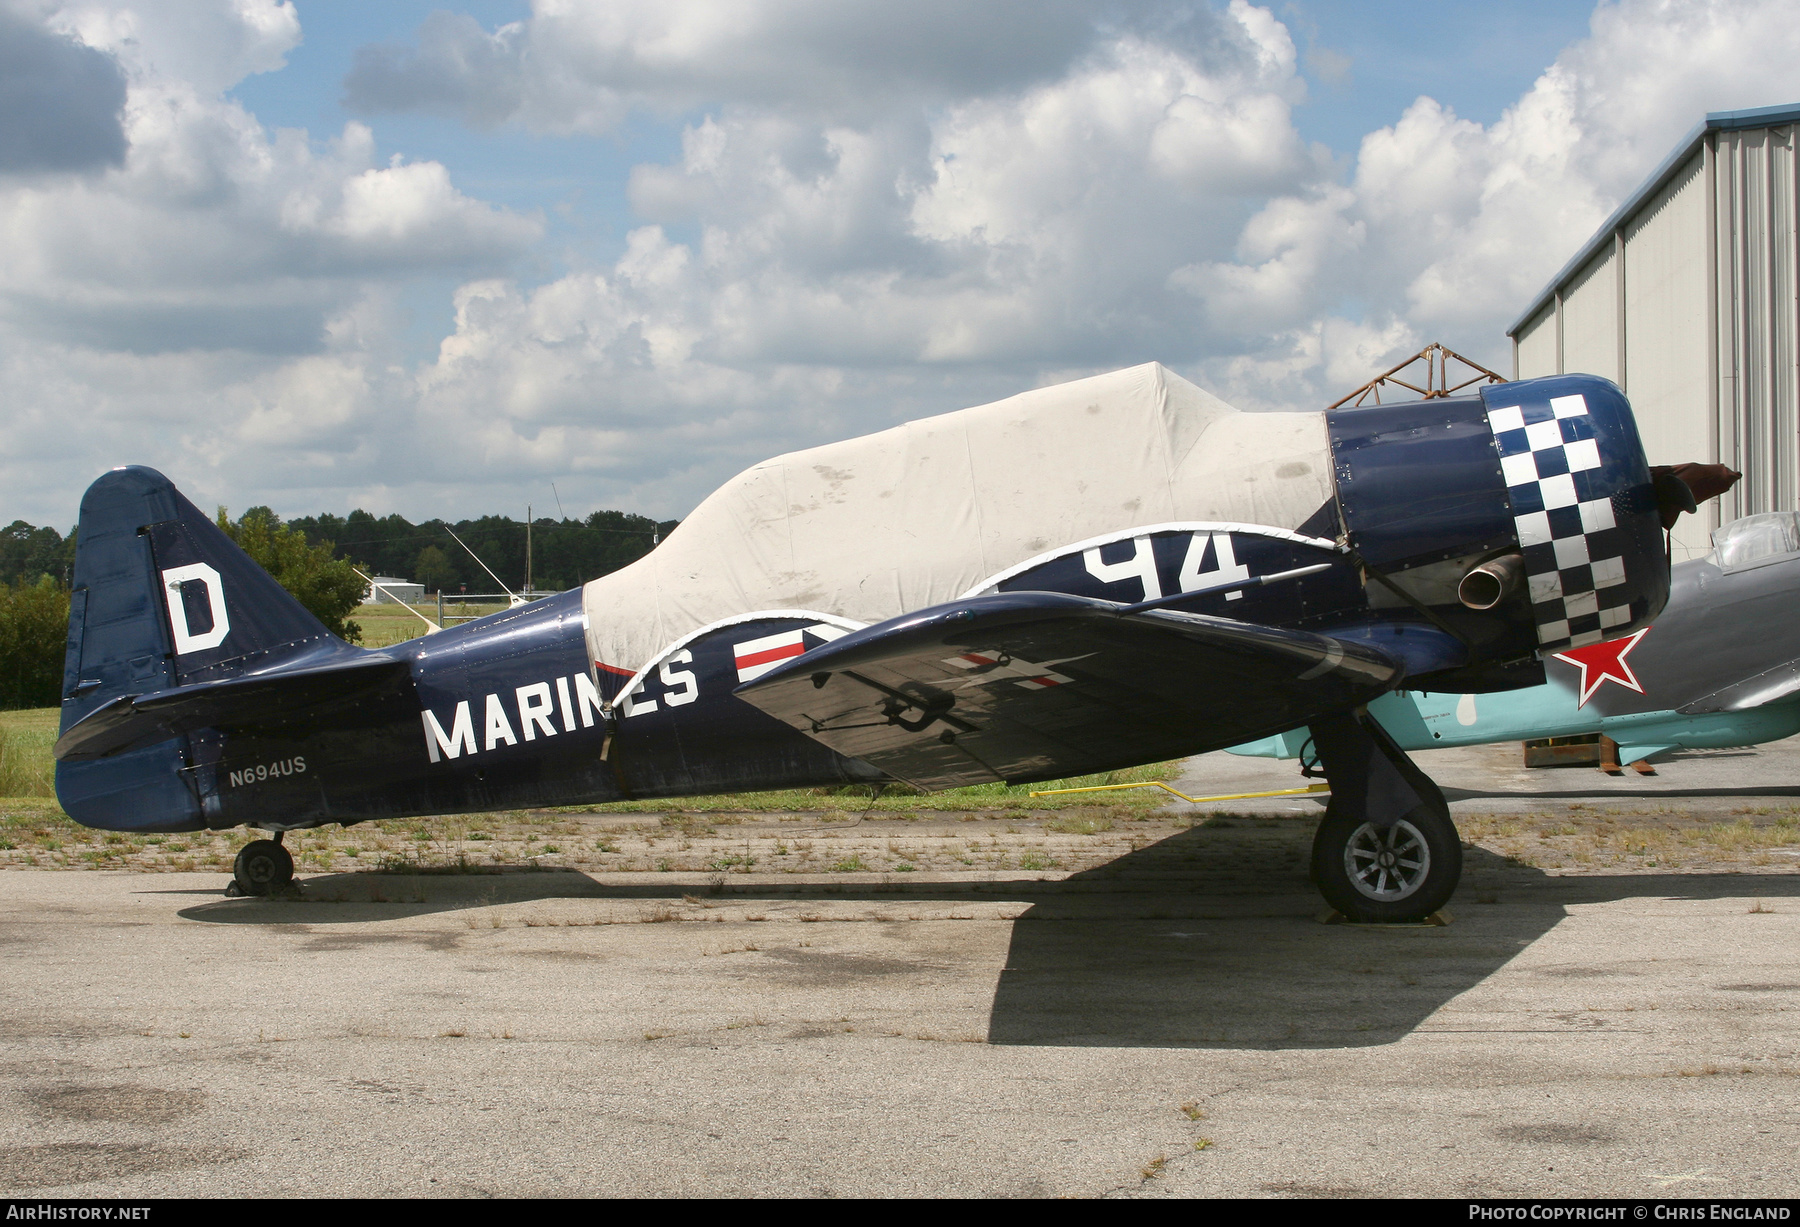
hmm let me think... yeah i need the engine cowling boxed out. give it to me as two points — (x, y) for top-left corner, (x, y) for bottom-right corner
(1327, 373), (1668, 679)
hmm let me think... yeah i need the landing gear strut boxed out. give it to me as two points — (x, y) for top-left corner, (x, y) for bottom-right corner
(1305, 709), (1461, 922)
(230, 830), (294, 897)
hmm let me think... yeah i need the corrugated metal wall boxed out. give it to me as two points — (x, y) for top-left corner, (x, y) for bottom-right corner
(1624, 153), (1709, 523)
(1515, 302), (1556, 378)
(1561, 245), (1619, 379)
(1715, 125), (1799, 522)
(1513, 126), (1799, 562)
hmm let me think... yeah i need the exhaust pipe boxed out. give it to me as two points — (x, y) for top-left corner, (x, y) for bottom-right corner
(1458, 554), (1523, 610)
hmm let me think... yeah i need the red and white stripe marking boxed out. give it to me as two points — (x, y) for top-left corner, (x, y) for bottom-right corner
(731, 623), (851, 682)
(734, 629), (808, 682)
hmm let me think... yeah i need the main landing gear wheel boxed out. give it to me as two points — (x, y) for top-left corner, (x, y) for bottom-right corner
(232, 838), (293, 897)
(1311, 807), (1461, 923)
(1306, 708), (1463, 923)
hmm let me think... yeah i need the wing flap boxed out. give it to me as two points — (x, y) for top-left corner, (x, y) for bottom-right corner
(734, 591), (1404, 790)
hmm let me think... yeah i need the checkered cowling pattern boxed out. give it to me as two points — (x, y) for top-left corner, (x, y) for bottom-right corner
(1486, 393), (1632, 652)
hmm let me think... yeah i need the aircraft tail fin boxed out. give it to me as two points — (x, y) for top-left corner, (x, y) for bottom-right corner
(56, 466), (355, 830)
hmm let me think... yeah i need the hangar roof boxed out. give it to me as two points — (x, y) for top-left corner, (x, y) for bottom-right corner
(1506, 102), (1800, 338)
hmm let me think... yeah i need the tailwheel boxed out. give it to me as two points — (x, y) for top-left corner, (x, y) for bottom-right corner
(231, 837), (293, 897)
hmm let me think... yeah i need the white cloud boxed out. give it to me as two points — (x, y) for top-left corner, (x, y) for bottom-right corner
(342, 1), (1191, 131)
(49, 0), (302, 94)
(0, 1), (542, 522)
(391, 2), (1327, 519)
(0, 4), (128, 173)
(9, 0), (1800, 532)
(1187, 0), (1800, 364)
(288, 0), (1800, 521)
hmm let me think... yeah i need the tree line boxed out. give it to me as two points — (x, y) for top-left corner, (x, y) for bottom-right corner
(286, 507), (678, 595)
(0, 522), (77, 710)
(0, 503), (676, 709)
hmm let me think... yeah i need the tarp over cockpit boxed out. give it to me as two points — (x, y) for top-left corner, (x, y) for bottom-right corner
(581, 362), (1335, 675)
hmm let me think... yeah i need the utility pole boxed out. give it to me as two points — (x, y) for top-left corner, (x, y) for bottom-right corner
(526, 504), (532, 594)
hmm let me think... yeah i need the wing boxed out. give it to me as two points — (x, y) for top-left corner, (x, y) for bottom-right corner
(733, 590), (1405, 790)
(1678, 658), (1800, 714)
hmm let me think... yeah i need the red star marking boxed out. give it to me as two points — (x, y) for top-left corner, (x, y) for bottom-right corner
(1552, 627), (1651, 708)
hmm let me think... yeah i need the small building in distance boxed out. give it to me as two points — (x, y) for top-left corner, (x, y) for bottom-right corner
(365, 576), (425, 605)
(1508, 103), (1798, 561)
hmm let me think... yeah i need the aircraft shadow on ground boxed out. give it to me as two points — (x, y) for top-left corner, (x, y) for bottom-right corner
(984, 845), (1797, 1050)
(173, 821), (1800, 1052)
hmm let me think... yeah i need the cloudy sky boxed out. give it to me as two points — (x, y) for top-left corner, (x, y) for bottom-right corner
(4, 0), (1799, 530)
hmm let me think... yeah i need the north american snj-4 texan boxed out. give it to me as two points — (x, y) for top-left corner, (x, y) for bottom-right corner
(52, 364), (1711, 921)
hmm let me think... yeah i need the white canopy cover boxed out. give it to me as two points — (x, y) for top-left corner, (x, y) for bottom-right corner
(582, 362), (1334, 675)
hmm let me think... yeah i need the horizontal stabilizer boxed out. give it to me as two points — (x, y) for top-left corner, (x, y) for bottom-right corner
(733, 590), (1404, 790)
(55, 647), (409, 762)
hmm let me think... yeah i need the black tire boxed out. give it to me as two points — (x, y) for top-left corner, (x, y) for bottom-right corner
(233, 839), (293, 897)
(1311, 803), (1461, 923)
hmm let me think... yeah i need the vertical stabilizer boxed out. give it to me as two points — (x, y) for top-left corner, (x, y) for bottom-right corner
(56, 466), (346, 831)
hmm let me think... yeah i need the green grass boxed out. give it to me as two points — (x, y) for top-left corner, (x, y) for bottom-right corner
(0, 709), (59, 799)
(353, 602), (446, 648)
(579, 760), (1186, 814)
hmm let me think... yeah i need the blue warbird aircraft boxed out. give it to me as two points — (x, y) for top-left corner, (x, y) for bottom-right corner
(52, 364), (1703, 921)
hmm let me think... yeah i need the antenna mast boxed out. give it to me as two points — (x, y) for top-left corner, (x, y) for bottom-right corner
(444, 525), (523, 607)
